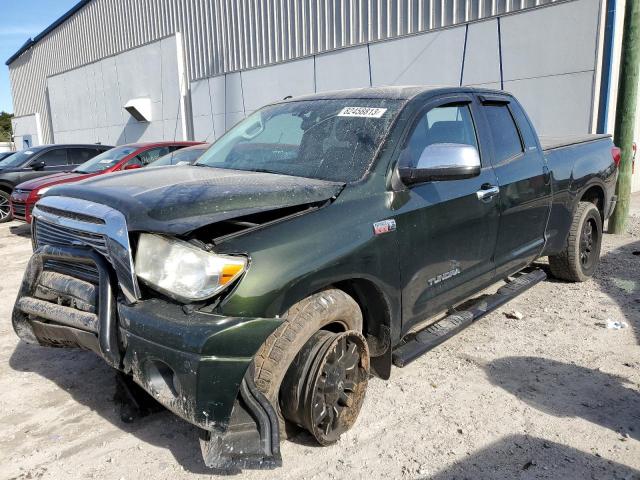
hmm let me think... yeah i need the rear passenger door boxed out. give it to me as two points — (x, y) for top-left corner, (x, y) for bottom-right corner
(68, 147), (101, 167)
(478, 94), (551, 276)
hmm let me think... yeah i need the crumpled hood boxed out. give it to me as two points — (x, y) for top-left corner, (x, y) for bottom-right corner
(46, 165), (344, 235)
(15, 172), (89, 191)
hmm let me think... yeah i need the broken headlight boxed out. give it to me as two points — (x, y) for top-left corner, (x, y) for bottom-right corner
(134, 233), (247, 302)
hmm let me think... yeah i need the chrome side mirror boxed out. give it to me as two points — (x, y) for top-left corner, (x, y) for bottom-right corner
(400, 143), (481, 185)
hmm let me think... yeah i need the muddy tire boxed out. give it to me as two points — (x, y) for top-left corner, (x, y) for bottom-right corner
(0, 190), (13, 223)
(254, 289), (363, 437)
(548, 201), (602, 282)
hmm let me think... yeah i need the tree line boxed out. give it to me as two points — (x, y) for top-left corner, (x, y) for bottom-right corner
(0, 112), (13, 142)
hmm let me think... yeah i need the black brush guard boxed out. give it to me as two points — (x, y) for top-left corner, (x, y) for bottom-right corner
(12, 244), (282, 472)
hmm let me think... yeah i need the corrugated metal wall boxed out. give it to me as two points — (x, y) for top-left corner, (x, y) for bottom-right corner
(8, 0), (567, 143)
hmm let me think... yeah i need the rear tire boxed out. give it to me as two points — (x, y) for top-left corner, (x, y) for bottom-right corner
(0, 190), (13, 223)
(253, 289), (364, 438)
(548, 201), (602, 282)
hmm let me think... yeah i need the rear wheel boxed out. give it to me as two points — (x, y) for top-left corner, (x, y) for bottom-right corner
(548, 201), (602, 282)
(253, 289), (366, 441)
(0, 190), (12, 223)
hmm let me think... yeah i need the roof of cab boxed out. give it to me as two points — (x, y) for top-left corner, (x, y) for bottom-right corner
(281, 85), (507, 103)
(23, 143), (112, 150)
(124, 141), (203, 149)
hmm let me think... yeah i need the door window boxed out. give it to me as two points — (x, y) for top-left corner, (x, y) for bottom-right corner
(68, 148), (100, 165)
(483, 105), (523, 164)
(509, 103), (538, 150)
(399, 104), (478, 168)
(126, 147), (171, 167)
(36, 149), (68, 166)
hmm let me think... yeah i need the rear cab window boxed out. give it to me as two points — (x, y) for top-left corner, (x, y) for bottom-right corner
(482, 103), (524, 164)
(508, 102), (539, 151)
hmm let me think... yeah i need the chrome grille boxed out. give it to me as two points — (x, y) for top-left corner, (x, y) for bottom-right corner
(31, 196), (140, 302)
(34, 219), (107, 284)
(34, 219), (110, 257)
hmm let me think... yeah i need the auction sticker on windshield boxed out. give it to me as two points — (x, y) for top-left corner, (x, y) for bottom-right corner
(338, 107), (387, 118)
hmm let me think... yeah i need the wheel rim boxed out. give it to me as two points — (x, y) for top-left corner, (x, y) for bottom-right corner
(579, 217), (598, 269)
(280, 330), (369, 445)
(0, 195), (10, 220)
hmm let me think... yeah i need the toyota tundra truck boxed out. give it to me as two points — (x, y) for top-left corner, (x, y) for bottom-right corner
(12, 86), (620, 471)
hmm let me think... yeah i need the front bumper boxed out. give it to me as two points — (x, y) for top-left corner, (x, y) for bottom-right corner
(9, 195), (31, 222)
(13, 244), (283, 470)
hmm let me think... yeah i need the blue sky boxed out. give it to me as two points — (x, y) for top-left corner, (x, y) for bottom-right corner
(0, 0), (74, 113)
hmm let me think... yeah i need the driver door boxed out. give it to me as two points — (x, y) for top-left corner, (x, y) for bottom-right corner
(19, 148), (69, 183)
(393, 95), (501, 333)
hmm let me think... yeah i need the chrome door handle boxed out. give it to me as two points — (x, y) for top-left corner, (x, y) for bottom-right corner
(476, 185), (500, 201)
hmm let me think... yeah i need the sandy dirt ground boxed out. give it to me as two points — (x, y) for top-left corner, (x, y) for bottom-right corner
(1, 195), (639, 480)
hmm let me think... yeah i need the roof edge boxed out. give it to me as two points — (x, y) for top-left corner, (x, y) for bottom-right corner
(6, 0), (91, 66)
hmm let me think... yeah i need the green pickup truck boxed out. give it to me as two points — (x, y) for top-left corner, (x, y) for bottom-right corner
(12, 86), (619, 471)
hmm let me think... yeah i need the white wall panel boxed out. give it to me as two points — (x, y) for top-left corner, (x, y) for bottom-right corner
(241, 58), (315, 112)
(315, 46), (371, 92)
(504, 71), (595, 135)
(47, 37), (180, 145)
(500, 0), (600, 81)
(369, 27), (465, 86)
(462, 19), (501, 86)
(11, 114), (41, 148)
(224, 72), (245, 117)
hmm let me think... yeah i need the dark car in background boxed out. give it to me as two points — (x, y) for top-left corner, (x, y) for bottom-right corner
(0, 144), (112, 222)
(149, 143), (210, 167)
(0, 152), (15, 162)
(10, 141), (202, 223)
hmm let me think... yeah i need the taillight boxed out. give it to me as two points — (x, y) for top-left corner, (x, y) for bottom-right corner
(612, 146), (621, 168)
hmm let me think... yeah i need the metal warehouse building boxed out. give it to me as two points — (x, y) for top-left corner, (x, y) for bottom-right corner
(6, 0), (640, 191)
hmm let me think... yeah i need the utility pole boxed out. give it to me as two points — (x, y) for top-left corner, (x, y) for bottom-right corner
(610, 0), (639, 234)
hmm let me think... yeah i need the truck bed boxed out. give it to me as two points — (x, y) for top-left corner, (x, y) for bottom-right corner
(539, 134), (611, 151)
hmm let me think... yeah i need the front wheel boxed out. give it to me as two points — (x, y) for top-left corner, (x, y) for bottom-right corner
(0, 190), (13, 223)
(253, 289), (366, 442)
(280, 330), (369, 445)
(548, 201), (602, 282)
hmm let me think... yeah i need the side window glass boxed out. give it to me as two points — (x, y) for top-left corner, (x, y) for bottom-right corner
(68, 148), (98, 165)
(37, 149), (68, 166)
(399, 104), (478, 168)
(126, 147), (170, 167)
(509, 104), (538, 150)
(483, 105), (523, 163)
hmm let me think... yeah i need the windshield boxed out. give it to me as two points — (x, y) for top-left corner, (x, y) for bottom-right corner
(195, 98), (403, 182)
(74, 146), (136, 173)
(150, 147), (206, 167)
(0, 149), (40, 169)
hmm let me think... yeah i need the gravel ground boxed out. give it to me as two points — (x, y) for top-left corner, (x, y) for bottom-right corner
(1, 195), (639, 480)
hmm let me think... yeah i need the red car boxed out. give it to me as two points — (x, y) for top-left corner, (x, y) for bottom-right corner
(10, 141), (202, 223)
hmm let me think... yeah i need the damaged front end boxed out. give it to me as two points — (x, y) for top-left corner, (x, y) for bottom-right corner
(12, 196), (285, 471)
